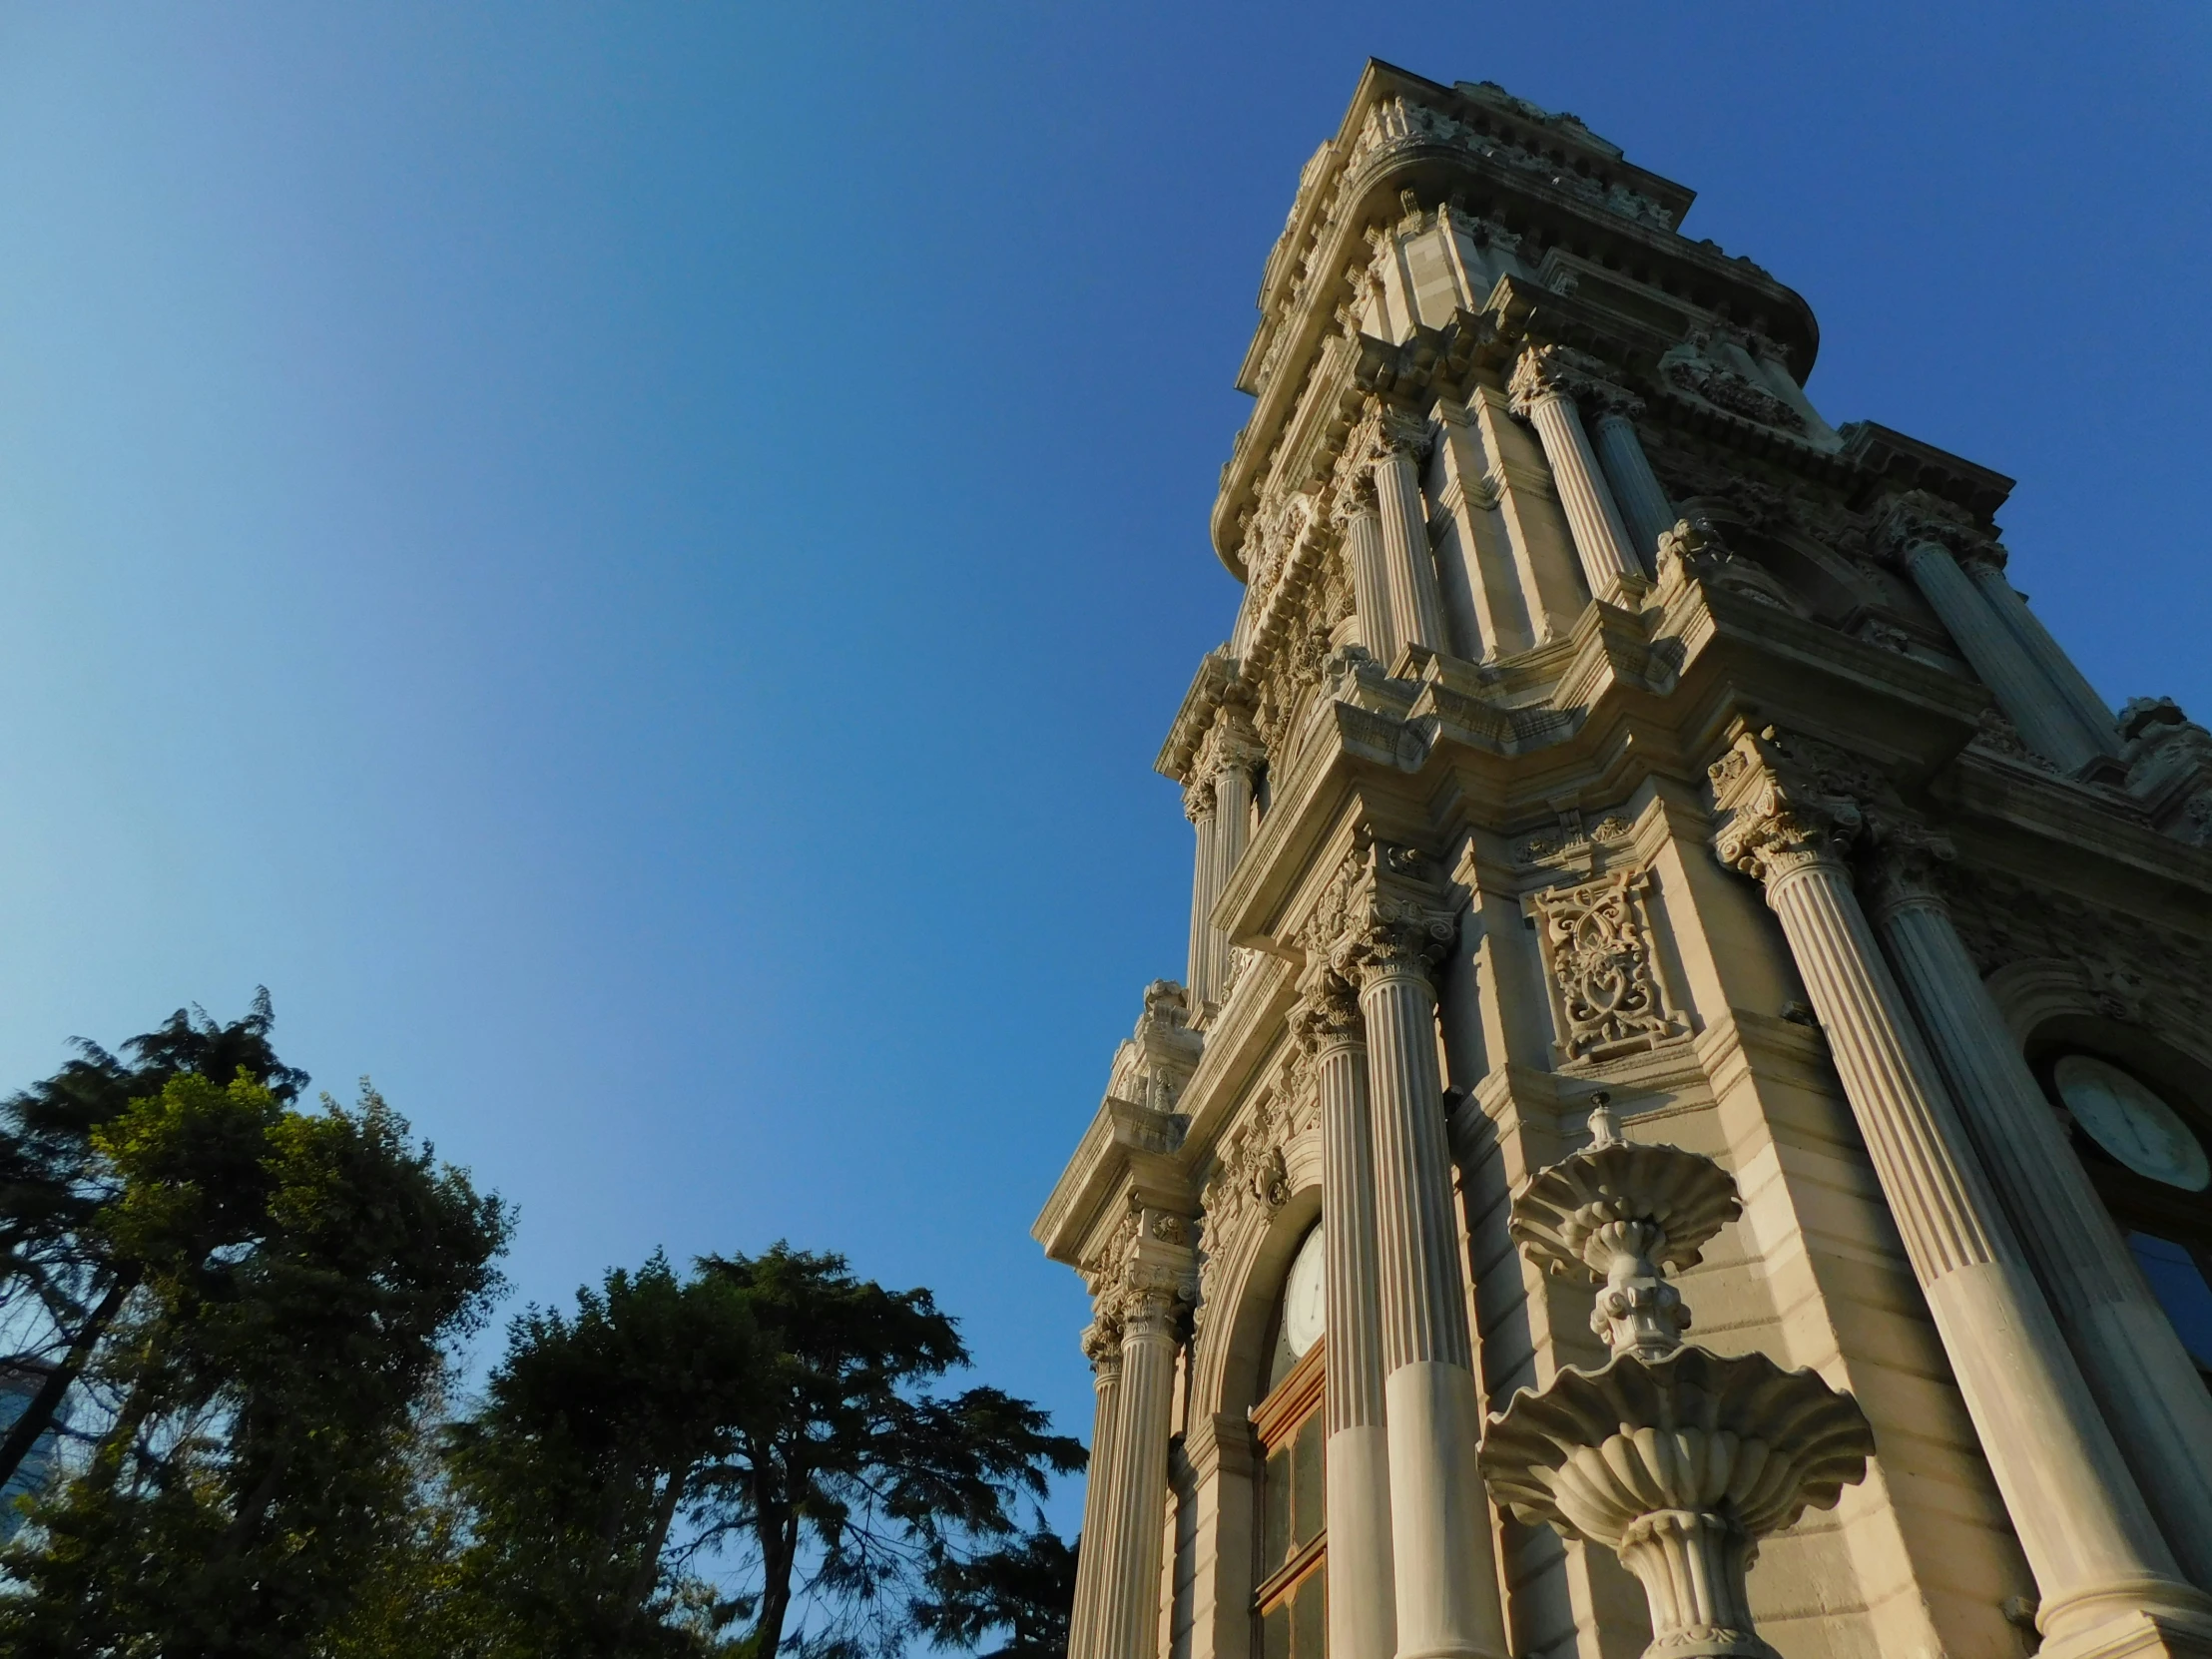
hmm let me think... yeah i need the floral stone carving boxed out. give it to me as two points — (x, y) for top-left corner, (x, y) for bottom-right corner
(1527, 871), (1688, 1063)
(1482, 1103), (1874, 1659)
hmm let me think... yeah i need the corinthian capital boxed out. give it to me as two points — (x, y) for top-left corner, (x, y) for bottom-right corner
(1506, 342), (1627, 418)
(1183, 773), (1217, 824)
(1298, 833), (1459, 987)
(1708, 725), (1885, 887)
(1290, 967), (1365, 1056)
(1862, 817), (1958, 920)
(1874, 489), (1995, 571)
(1195, 704), (1267, 783)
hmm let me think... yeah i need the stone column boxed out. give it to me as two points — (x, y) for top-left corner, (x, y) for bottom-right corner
(1337, 484), (1400, 673)
(1585, 392), (1672, 573)
(1881, 504), (2102, 774)
(1184, 777), (1219, 1010)
(1710, 727), (2212, 1656)
(1961, 550), (2121, 760)
(1373, 420), (1451, 661)
(1298, 973), (1396, 1659)
(1866, 833), (2212, 1589)
(1068, 1321), (1126, 1659)
(1093, 1259), (1192, 1659)
(1507, 345), (1642, 605)
(1331, 853), (1508, 1659)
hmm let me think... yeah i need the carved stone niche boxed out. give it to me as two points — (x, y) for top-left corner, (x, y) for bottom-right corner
(1525, 867), (1689, 1065)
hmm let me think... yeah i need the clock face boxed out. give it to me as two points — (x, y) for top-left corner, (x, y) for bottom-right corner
(2056, 1056), (2211, 1193)
(1281, 1224), (1327, 1361)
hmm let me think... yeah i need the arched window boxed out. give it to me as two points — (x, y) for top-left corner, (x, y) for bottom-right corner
(2044, 1053), (2212, 1382)
(1252, 1222), (1327, 1659)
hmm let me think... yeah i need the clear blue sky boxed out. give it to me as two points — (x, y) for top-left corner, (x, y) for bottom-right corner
(0, 4), (2206, 1533)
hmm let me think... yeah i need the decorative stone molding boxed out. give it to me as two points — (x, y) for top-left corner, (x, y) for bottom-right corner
(2119, 696), (2212, 845)
(1512, 811), (1635, 866)
(1661, 352), (1806, 434)
(1945, 866), (2212, 1032)
(1526, 869), (1688, 1063)
(1965, 708), (2060, 774)
(1653, 513), (1802, 613)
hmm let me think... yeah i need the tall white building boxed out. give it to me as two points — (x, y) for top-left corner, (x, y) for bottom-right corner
(1037, 59), (2212, 1659)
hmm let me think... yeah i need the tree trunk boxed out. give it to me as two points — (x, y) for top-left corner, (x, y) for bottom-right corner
(751, 1504), (800, 1659)
(0, 1270), (134, 1489)
(624, 1464), (688, 1623)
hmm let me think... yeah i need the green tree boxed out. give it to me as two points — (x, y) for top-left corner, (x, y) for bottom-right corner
(914, 1525), (1078, 1659)
(451, 1246), (1084, 1659)
(0, 1073), (509, 1657)
(0, 992), (308, 1491)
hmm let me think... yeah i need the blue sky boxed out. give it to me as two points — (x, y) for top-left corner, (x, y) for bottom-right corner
(0, 4), (2206, 1532)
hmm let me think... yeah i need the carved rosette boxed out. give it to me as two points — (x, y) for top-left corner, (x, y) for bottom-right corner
(1526, 869), (1688, 1063)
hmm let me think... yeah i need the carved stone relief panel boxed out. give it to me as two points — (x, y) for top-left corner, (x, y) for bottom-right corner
(1525, 867), (1689, 1064)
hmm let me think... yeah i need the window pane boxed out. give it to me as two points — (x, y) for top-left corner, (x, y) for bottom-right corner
(2130, 1232), (2212, 1368)
(1264, 1445), (1292, 1574)
(1262, 1601), (1291, 1659)
(1293, 1568), (1327, 1659)
(1293, 1415), (1325, 1550)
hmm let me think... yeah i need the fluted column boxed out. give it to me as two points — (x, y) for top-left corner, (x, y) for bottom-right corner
(1710, 728), (2212, 1656)
(1373, 426), (1451, 660)
(1184, 777), (1219, 1009)
(1342, 486), (1400, 671)
(1508, 345), (1641, 605)
(1343, 900), (1508, 1659)
(1094, 1270), (1189, 1659)
(1586, 393), (1672, 572)
(1068, 1323), (1126, 1659)
(1298, 974), (1396, 1659)
(1867, 835), (2212, 1588)
(1961, 551), (2121, 760)
(1881, 506), (2102, 773)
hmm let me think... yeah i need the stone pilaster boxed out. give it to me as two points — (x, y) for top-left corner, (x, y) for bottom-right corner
(1184, 776), (1219, 1012)
(1317, 839), (1508, 1659)
(1709, 726), (2212, 1658)
(1340, 483), (1400, 672)
(1879, 499), (2103, 774)
(1583, 390), (1672, 571)
(1068, 1320), (1127, 1659)
(1296, 972), (1396, 1659)
(1865, 830), (2212, 1589)
(1372, 414), (1452, 662)
(1508, 345), (1642, 605)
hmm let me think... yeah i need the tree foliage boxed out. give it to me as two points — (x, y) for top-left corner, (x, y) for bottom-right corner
(447, 1246), (1084, 1659)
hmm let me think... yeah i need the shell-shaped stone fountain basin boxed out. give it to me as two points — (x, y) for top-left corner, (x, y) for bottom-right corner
(1510, 1140), (1743, 1281)
(1480, 1346), (1874, 1548)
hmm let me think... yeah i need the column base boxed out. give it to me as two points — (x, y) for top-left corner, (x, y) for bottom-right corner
(2040, 1583), (2212, 1659)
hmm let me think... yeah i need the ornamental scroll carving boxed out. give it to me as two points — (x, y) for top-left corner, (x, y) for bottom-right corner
(1527, 869), (1688, 1063)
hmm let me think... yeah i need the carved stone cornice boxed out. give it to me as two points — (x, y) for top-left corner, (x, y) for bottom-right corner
(1653, 512), (1800, 614)
(1297, 832), (1459, 987)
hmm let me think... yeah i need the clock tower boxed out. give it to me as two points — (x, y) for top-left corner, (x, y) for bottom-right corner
(1037, 59), (2212, 1659)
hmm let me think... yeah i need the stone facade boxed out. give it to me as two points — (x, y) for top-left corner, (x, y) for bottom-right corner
(1035, 60), (2212, 1659)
